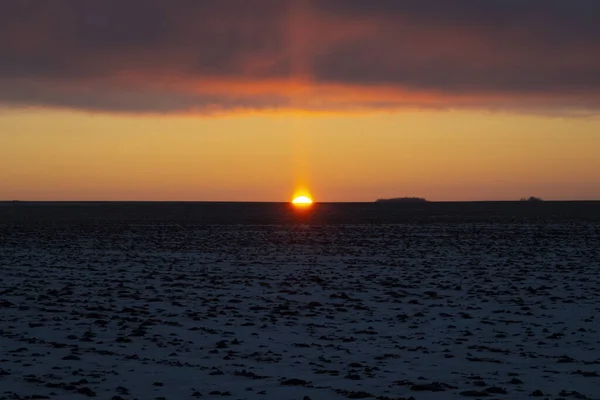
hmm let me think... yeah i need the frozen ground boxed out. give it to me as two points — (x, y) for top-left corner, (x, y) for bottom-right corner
(1, 219), (600, 400)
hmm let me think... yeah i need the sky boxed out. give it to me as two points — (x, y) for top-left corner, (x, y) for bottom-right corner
(1, 0), (600, 202)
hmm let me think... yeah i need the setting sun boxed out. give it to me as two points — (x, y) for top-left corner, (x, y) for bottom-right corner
(292, 196), (313, 206)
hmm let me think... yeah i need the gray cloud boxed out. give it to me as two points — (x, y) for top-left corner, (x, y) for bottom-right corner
(1, 0), (600, 114)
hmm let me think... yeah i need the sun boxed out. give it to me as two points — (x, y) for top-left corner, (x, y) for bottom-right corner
(292, 195), (313, 206)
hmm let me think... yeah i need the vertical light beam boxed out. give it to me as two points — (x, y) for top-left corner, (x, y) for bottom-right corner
(287, 0), (314, 201)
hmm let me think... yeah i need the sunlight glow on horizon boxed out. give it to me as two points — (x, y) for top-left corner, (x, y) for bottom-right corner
(292, 195), (313, 206)
(1, 109), (600, 202)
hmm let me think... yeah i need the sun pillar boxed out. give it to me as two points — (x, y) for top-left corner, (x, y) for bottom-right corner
(287, 0), (314, 204)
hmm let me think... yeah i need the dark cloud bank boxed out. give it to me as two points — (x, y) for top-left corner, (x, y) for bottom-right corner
(1, 0), (600, 114)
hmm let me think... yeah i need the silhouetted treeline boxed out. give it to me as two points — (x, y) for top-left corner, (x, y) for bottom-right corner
(375, 197), (428, 203)
(520, 197), (544, 202)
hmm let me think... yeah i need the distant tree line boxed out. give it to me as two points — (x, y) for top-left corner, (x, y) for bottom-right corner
(520, 196), (544, 202)
(375, 197), (428, 203)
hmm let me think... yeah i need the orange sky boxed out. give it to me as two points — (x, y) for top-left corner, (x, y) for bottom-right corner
(1, 108), (599, 201)
(2, 2), (600, 201)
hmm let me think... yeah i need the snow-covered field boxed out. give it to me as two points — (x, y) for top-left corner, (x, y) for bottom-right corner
(1, 222), (599, 400)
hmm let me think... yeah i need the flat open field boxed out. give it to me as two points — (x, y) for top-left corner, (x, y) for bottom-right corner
(1, 203), (599, 400)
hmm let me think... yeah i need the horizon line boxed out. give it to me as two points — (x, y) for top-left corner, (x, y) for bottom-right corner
(2, 199), (600, 204)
